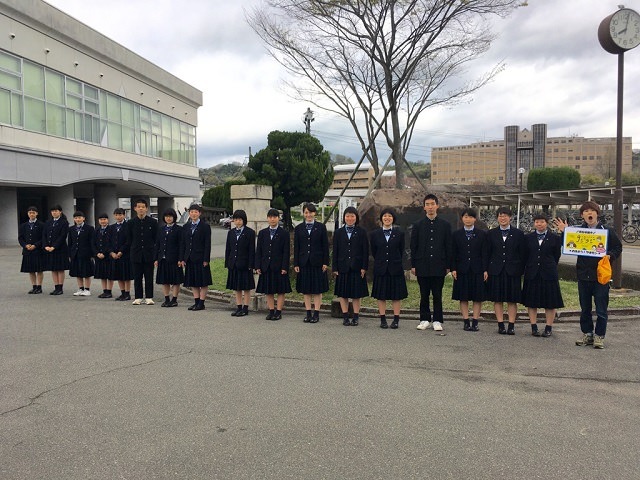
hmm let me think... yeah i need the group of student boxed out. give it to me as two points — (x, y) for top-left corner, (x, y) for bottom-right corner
(19, 195), (621, 348)
(18, 200), (212, 310)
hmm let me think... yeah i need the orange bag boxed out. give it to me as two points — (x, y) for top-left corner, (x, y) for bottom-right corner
(597, 255), (612, 285)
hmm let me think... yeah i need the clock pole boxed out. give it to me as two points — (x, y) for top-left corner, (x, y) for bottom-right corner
(613, 51), (624, 289)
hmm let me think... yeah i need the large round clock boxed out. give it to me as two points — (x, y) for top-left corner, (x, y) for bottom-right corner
(599, 8), (640, 54)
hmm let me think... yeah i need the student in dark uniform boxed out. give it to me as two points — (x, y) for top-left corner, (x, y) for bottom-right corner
(225, 209), (256, 316)
(68, 211), (95, 296)
(555, 201), (623, 349)
(411, 194), (452, 332)
(333, 206), (369, 326)
(255, 209), (291, 320)
(180, 204), (212, 311)
(93, 213), (113, 298)
(154, 208), (184, 307)
(109, 208), (132, 301)
(42, 204), (69, 295)
(18, 206), (45, 294)
(451, 208), (488, 332)
(521, 213), (564, 337)
(370, 207), (408, 329)
(294, 203), (330, 323)
(128, 198), (158, 305)
(486, 207), (526, 335)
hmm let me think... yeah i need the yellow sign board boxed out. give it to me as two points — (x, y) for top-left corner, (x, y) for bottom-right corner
(562, 227), (608, 257)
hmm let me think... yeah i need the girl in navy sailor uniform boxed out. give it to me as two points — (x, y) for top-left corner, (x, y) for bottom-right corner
(93, 213), (113, 298)
(154, 208), (184, 307)
(225, 209), (256, 316)
(109, 208), (132, 301)
(68, 211), (95, 296)
(451, 208), (488, 332)
(255, 209), (291, 320)
(180, 204), (212, 311)
(333, 206), (369, 326)
(18, 206), (45, 294)
(293, 203), (329, 323)
(486, 206), (526, 335)
(42, 204), (69, 295)
(370, 207), (408, 329)
(521, 212), (564, 337)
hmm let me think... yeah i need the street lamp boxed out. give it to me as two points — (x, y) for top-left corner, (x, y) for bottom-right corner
(518, 167), (525, 192)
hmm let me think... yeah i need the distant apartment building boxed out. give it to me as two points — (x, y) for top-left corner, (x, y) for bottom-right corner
(431, 124), (632, 186)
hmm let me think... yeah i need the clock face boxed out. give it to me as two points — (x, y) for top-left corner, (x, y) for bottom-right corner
(610, 9), (640, 49)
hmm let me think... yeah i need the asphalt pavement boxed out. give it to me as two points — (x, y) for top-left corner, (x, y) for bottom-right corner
(1, 244), (640, 479)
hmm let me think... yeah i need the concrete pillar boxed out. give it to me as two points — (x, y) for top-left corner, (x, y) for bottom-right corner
(157, 197), (176, 220)
(95, 184), (119, 222)
(230, 185), (273, 233)
(47, 185), (74, 221)
(0, 187), (19, 247)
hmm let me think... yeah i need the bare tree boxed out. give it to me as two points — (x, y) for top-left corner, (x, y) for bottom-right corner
(247, 0), (524, 189)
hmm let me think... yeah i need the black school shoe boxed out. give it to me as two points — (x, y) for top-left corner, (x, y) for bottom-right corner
(272, 311), (282, 320)
(168, 299), (178, 307)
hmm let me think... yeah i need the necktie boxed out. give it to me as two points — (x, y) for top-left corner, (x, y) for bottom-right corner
(236, 228), (242, 239)
(270, 228), (277, 239)
(501, 229), (509, 238)
(465, 229), (473, 240)
(191, 223), (197, 234)
(306, 223), (313, 235)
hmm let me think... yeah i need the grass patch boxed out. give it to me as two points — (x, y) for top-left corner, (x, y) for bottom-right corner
(208, 258), (639, 310)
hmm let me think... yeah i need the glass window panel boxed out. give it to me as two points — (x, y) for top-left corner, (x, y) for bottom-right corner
(0, 89), (10, 124)
(171, 118), (180, 143)
(84, 85), (98, 100)
(45, 70), (64, 104)
(121, 99), (134, 127)
(92, 117), (100, 143)
(140, 107), (150, 125)
(11, 92), (23, 126)
(122, 126), (135, 152)
(151, 112), (161, 135)
(66, 94), (82, 110)
(107, 121), (122, 149)
(66, 78), (81, 95)
(23, 62), (44, 99)
(161, 115), (171, 139)
(66, 109), (81, 139)
(106, 93), (121, 122)
(0, 51), (20, 73)
(100, 93), (107, 119)
(46, 103), (65, 136)
(134, 105), (140, 128)
(0, 70), (21, 91)
(140, 131), (148, 155)
(151, 134), (160, 157)
(24, 97), (46, 132)
(85, 100), (98, 114)
(162, 136), (172, 159)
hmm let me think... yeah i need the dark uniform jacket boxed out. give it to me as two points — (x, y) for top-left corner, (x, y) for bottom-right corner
(109, 222), (129, 256)
(451, 228), (488, 274)
(93, 226), (112, 256)
(369, 227), (405, 277)
(575, 222), (622, 282)
(293, 221), (330, 268)
(154, 224), (183, 264)
(410, 216), (452, 277)
(225, 226), (256, 270)
(43, 217), (69, 253)
(68, 223), (95, 260)
(127, 215), (158, 263)
(523, 231), (562, 280)
(486, 227), (526, 276)
(19, 220), (44, 256)
(332, 225), (369, 273)
(255, 226), (290, 273)
(181, 220), (211, 264)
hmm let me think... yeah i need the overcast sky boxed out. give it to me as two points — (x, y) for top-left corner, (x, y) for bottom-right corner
(45, 0), (640, 168)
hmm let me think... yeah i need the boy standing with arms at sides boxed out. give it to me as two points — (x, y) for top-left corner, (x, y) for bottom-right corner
(554, 202), (622, 349)
(68, 211), (95, 296)
(128, 199), (158, 305)
(93, 213), (113, 298)
(411, 194), (453, 332)
(18, 206), (45, 294)
(109, 208), (132, 301)
(255, 209), (291, 320)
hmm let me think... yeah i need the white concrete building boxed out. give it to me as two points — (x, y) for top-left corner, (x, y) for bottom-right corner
(0, 0), (203, 245)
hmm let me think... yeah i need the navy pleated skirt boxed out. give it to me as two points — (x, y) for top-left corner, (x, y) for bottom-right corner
(522, 274), (564, 309)
(334, 270), (369, 299)
(43, 250), (69, 272)
(111, 256), (133, 280)
(69, 257), (94, 278)
(156, 259), (185, 285)
(256, 270), (292, 294)
(184, 260), (213, 288)
(21, 254), (44, 273)
(486, 271), (521, 303)
(371, 274), (408, 301)
(93, 257), (111, 279)
(452, 272), (486, 302)
(296, 265), (329, 294)
(226, 267), (255, 291)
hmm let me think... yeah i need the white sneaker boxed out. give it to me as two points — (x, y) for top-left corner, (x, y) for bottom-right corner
(417, 321), (431, 330)
(73, 289), (83, 296)
(145, 298), (155, 305)
(433, 321), (443, 331)
(132, 298), (143, 305)
(81, 289), (91, 296)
